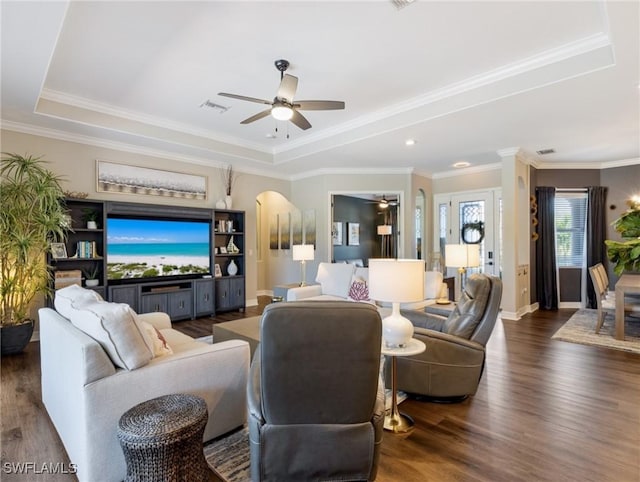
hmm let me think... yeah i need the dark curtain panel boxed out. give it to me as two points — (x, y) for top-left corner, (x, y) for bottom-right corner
(535, 187), (558, 310)
(586, 186), (608, 308)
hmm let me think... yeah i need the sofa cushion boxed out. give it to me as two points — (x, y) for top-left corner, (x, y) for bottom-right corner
(69, 301), (153, 370)
(54, 285), (103, 319)
(315, 262), (355, 298)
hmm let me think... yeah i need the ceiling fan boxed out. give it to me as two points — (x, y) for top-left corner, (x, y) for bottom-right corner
(218, 59), (345, 131)
(367, 195), (399, 208)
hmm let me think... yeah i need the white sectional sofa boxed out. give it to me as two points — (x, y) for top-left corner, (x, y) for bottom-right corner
(287, 261), (447, 309)
(39, 285), (250, 482)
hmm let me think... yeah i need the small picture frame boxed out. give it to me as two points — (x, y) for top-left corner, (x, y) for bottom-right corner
(219, 246), (228, 254)
(332, 222), (343, 246)
(51, 242), (68, 259)
(214, 264), (222, 278)
(214, 247), (219, 254)
(347, 222), (360, 246)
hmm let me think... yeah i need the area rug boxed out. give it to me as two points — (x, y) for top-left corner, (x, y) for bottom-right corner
(204, 427), (250, 482)
(552, 309), (640, 355)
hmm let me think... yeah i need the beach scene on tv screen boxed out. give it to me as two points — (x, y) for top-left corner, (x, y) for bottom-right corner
(107, 218), (210, 280)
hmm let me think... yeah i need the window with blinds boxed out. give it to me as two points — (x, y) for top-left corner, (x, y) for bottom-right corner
(554, 191), (587, 267)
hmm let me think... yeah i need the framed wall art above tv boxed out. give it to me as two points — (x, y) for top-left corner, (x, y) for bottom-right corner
(96, 160), (207, 200)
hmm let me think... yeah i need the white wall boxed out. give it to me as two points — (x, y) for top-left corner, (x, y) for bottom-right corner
(0, 129), (290, 309)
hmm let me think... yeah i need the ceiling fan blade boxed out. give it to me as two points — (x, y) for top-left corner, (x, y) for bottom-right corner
(218, 92), (272, 105)
(290, 110), (312, 130)
(240, 109), (272, 125)
(295, 100), (345, 111)
(277, 74), (298, 103)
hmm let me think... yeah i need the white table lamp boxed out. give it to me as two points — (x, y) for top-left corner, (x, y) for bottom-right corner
(445, 243), (480, 293)
(292, 244), (314, 286)
(369, 259), (425, 348)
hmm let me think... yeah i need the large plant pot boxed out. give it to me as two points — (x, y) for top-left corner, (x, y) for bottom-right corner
(1, 320), (35, 355)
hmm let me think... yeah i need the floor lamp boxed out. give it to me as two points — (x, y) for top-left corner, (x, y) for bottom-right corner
(377, 225), (392, 257)
(445, 244), (480, 298)
(292, 244), (314, 286)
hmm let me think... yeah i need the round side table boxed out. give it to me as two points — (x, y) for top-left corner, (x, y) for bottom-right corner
(117, 393), (210, 482)
(381, 338), (426, 433)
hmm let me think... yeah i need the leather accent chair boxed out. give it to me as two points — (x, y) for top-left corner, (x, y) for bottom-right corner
(390, 273), (502, 400)
(247, 301), (384, 482)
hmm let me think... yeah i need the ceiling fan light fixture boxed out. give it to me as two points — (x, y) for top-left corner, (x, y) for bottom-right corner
(271, 105), (293, 121)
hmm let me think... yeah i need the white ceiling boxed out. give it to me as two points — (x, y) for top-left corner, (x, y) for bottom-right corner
(2, 1), (639, 179)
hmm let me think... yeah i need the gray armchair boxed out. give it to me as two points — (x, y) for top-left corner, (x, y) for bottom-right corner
(247, 301), (384, 482)
(390, 273), (502, 400)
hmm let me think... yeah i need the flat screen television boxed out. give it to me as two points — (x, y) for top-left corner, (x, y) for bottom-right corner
(106, 217), (211, 283)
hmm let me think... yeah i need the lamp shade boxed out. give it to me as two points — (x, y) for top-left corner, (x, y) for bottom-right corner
(377, 225), (392, 235)
(369, 259), (425, 303)
(292, 244), (314, 261)
(445, 244), (480, 268)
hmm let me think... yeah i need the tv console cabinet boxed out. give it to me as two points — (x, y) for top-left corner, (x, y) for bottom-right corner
(109, 278), (215, 321)
(49, 199), (245, 320)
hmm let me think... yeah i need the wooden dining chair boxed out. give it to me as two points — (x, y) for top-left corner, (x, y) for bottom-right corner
(589, 264), (640, 334)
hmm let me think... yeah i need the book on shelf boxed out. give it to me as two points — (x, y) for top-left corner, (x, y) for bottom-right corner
(54, 270), (82, 289)
(75, 240), (100, 258)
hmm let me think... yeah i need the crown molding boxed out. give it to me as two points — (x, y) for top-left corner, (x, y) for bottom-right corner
(533, 157), (640, 170)
(0, 120), (288, 181)
(38, 88), (273, 154)
(289, 166), (413, 181)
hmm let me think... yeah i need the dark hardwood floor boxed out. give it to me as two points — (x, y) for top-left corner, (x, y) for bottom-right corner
(2, 301), (639, 481)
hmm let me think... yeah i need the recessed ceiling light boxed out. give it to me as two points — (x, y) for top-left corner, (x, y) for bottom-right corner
(405, 139), (416, 146)
(453, 161), (470, 168)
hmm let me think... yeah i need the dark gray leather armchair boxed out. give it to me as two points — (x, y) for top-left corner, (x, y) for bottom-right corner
(247, 301), (384, 482)
(390, 273), (502, 400)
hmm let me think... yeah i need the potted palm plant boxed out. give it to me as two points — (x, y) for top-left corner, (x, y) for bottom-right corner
(0, 153), (68, 355)
(606, 196), (640, 276)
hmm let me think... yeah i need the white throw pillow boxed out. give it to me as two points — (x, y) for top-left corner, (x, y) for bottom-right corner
(315, 262), (355, 298)
(54, 285), (103, 319)
(69, 301), (153, 370)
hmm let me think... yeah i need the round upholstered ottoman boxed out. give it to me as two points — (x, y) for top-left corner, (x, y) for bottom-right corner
(117, 393), (210, 482)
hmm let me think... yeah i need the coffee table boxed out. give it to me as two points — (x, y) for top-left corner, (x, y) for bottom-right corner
(212, 316), (262, 358)
(382, 338), (426, 433)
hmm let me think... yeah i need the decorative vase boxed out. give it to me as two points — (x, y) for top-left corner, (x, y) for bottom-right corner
(215, 199), (226, 209)
(1, 320), (35, 355)
(225, 195), (233, 209)
(86, 279), (99, 287)
(227, 236), (239, 254)
(227, 259), (238, 276)
(87, 221), (97, 230)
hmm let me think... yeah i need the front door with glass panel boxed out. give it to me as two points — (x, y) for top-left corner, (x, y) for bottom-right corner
(435, 190), (501, 288)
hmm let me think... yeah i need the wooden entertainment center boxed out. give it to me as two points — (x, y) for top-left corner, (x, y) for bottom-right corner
(49, 199), (245, 320)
